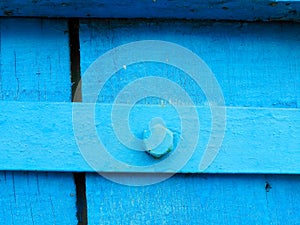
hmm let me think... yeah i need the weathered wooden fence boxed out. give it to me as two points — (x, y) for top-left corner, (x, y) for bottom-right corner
(0, 1), (299, 224)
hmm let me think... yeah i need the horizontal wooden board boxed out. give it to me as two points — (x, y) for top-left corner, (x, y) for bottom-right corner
(86, 173), (300, 224)
(0, 101), (299, 173)
(0, 0), (300, 21)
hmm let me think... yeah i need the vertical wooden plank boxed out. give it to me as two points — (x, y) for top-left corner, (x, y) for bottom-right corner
(0, 19), (70, 102)
(80, 20), (300, 224)
(0, 172), (77, 224)
(0, 18), (76, 224)
(265, 175), (300, 224)
(86, 174), (300, 225)
(80, 20), (300, 108)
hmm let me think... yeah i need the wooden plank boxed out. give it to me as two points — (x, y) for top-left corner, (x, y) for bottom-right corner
(78, 19), (300, 173)
(0, 172), (76, 225)
(86, 173), (300, 224)
(80, 20), (300, 108)
(0, 18), (77, 224)
(80, 19), (300, 224)
(0, 101), (299, 173)
(0, 19), (70, 102)
(0, 0), (300, 21)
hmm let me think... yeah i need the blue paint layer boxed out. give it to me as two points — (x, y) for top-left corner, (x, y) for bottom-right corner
(80, 19), (300, 224)
(0, 172), (76, 224)
(0, 16), (298, 224)
(86, 173), (300, 224)
(0, 18), (71, 102)
(0, 0), (300, 21)
(0, 101), (299, 173)
(80, 20), (300, 108)
(0, 18), (76, 224)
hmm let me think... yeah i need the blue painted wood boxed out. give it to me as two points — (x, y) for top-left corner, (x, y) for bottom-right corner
(80, 19), (300, 224)
(86, 173), (300, 224)
(0, 0), (300, 21)
(0, 15), (297, 224)
(0, 18), (77, 224)
(80, 20), (300, 108)
(0, 19), (70, 102)
(0, 172), (76, 224)
(1, 101), (298, 173)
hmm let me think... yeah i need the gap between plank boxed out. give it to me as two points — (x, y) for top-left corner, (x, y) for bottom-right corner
(69, 18), (87, 225)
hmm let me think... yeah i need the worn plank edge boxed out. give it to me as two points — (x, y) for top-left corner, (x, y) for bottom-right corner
(0, 0), (300, 21)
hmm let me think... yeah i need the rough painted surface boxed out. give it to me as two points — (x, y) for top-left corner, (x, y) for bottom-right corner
(80, 19), (300, 224)
(80, 20), (300, 108)
(0, 102), (299, 173)
(86, 173), (300, 225)
(0, 16), (298, 224)
(0, 172), (76, 225)
(0, 19), (70, 102)
(0, 0), (300, 21)
(0, 18), (76, 224)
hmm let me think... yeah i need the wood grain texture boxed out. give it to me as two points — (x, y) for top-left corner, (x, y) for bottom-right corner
(0, 172), (76, 225)
(0, 102), (300, 174)
(80, 20), (300, 108)
(0, 102), (299, 173)
(0, 19), (70, 102)
(0, 18), (76, 224)
(80, 19), (300, 224)
(86, 173), (300, 225)
(0, 0), (300, 21)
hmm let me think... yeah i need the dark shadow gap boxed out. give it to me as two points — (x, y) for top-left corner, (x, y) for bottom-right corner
(73, 172), (87, 225)
(69, 18), (87, 225)
(69, 18), (82, 102)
